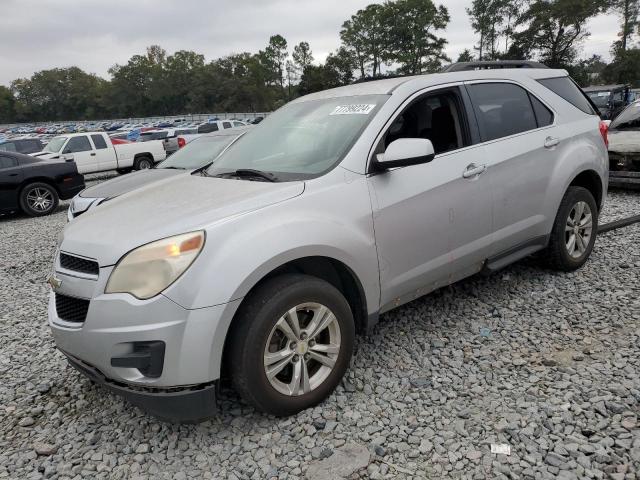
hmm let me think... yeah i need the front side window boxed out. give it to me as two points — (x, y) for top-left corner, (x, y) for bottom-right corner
(381, 89), (467, 155)
(64, 136), (92, 153)
(207, 94), (388, 181)
(0, 142), (16, 152)
(198, 123), (219, 133)
(468, 83), (537, 142)
(222, 122), (232, 129)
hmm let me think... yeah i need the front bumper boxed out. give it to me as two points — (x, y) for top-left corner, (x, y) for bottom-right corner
(62, 350), (217, 422)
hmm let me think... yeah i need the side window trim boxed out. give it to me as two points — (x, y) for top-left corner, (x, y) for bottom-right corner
(366, 83), (477, 174)
(463, 80), (556, 145)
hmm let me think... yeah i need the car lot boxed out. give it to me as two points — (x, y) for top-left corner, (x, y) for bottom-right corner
(1, 177), (639, 478)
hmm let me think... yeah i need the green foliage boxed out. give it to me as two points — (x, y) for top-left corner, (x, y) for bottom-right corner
(603, 48), (640, 86)
(457, 49), (475, 62)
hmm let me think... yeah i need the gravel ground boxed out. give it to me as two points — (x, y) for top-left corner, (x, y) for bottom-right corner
(1, 180), (639, 480)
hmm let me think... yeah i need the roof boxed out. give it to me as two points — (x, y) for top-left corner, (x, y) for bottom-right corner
(294, 68), (568, 103)
(583, 84), (628, 91)
(441, 60), (548, 72)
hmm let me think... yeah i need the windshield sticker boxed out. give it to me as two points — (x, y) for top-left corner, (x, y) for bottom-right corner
(330, 104), (376, 115)
(597, 92), (610, 97)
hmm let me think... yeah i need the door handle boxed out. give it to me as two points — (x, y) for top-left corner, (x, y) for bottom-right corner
(462, 163), (487, 179)
(90, 152), (96, 156)
(544, 136), (560, 148)
(9, 173), (18, 177)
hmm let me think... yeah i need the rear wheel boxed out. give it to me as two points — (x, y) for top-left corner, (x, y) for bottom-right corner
(228, 274), (355, 416)
(134, 156), (153, 170)
(19, 182), (59, 217)
(544, 186), (598, 271)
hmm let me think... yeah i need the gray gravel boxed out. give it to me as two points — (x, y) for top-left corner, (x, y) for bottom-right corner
(1, 180), (639, 479)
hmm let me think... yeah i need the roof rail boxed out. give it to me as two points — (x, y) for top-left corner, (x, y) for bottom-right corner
(441, 60), (549, 73)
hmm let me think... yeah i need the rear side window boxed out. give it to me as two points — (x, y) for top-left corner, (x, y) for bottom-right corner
(222, 122), (232, 129)
(0, 155), (18, 168)
(91, 134), (108, 149)
(64, 136), (92, 153)
(530, 95), (554, 127)
(468, 83), (538, 141)
(538, 77), (597, 115)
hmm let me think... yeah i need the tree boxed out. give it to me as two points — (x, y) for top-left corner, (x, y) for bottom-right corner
(457, 49), (475, 62)
(385, 0), (450, 74)
(292, 42), (314, 71)
(604, 48), (640, 85)
(508, 0), (606, 68)
(0, 86), (16, 123)
(326, 47), (356, 85)
(467, 0), (506, 60)
(612, 0), (639, 53)
(568, 54), (607, 85)
(340, 4), (388, 77)
(263, 35), (288, 90)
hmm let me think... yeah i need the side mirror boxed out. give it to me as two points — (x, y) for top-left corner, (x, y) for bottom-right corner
(374, 138), (435, 170)
(62, 154), (74, 162)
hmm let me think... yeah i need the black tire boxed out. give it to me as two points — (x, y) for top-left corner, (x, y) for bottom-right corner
(19, 182), (59, 217)
(228, 274), (355, 416)
(134, 156), (153, 170)
(116, 168), (132, 175)
(544, 186), (598, 271)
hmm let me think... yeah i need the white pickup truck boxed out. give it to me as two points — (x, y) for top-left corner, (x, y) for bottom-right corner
(32, 132), (167, 174)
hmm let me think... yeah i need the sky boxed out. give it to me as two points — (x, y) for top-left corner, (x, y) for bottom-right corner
(0, 0), (622, 86)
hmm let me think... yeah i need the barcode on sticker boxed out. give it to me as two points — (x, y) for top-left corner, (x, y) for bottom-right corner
(330, 104), (376, 115)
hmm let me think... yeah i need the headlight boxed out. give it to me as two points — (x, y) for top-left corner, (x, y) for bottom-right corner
(105, 231), (205, 299)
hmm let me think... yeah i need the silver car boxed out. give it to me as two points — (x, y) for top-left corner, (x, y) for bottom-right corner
(48, 67), (608, 421)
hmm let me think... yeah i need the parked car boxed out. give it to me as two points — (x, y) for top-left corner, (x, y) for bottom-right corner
(606, 100), (640, 187)
(196, 120), (242, 134)
(583, 84), (631, 120)
(67, 128), (248, 220)
(31, 132), (166, 175)
(139, 128), (198, 155)
(0, 151), (84, 217)
(0, 138), (45, 154)
(48, 66), (607, 421)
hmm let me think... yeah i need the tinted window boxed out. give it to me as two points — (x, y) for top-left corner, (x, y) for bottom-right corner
(222, 122), (232, 129)
(91, 134), (108, 149)
(529, 94), (554, 127)
(0, 155), (18, 168)
(468, 83), (537, 141)
(610, 102), (640, 130)
(198, 123), (219, 133)
(0, 142), (16, 152)
(64, 136), (92, 153)
(538, 77), (598, 115)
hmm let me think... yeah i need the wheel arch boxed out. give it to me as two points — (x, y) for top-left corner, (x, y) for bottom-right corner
(568, 169), (603, 211)
(19, 177), (60, 196)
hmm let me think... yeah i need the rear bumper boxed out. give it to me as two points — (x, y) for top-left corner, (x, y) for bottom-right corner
(62, 350), (217, 422)
(58, 174), (86, 200)
(609, 170), (640, 188)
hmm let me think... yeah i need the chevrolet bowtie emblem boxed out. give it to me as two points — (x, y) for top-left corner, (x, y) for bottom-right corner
(47, 275), (62, 290)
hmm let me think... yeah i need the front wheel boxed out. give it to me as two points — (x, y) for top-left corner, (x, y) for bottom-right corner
(544, 186), (598, 271)
(228, 274), (355, 416)
(19, 182), (59, 217)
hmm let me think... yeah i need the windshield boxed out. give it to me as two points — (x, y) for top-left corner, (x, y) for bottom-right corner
(587, 91), (611, 108)
(157, 134), (240, 170)
(610, 102), (640, 130)
(44, 136), (67, 153)
(206, 95), (388, 181)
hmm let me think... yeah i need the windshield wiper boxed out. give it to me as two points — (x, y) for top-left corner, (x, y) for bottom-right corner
(216, 169), (277, 182)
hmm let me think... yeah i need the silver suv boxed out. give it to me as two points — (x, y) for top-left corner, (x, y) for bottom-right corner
(48, 68), (608, 421)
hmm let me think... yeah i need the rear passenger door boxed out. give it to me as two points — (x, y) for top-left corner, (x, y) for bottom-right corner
(465, 81), (557, 258)
(90, 134), (115, 171)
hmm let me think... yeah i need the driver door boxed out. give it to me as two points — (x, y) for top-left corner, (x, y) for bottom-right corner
(367, 86), (493, 312)
(63, 135), (97, 174)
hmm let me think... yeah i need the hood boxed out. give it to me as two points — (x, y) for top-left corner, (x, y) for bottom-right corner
(608, 130), (640, 154)
(61, 174), (305, 266)
(80, 168), (182, 199)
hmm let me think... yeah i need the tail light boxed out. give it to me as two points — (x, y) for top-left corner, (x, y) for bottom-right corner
(177, 137), (186, 149)
(599, 121), (608, 148)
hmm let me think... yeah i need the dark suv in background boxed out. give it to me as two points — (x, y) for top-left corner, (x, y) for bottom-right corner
(0, 138), (45, 154)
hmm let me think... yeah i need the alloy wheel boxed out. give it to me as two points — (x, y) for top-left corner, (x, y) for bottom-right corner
(26, 187), (53, 212)
(565, 201), (593, 259)
(263, 302), (341, 396)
